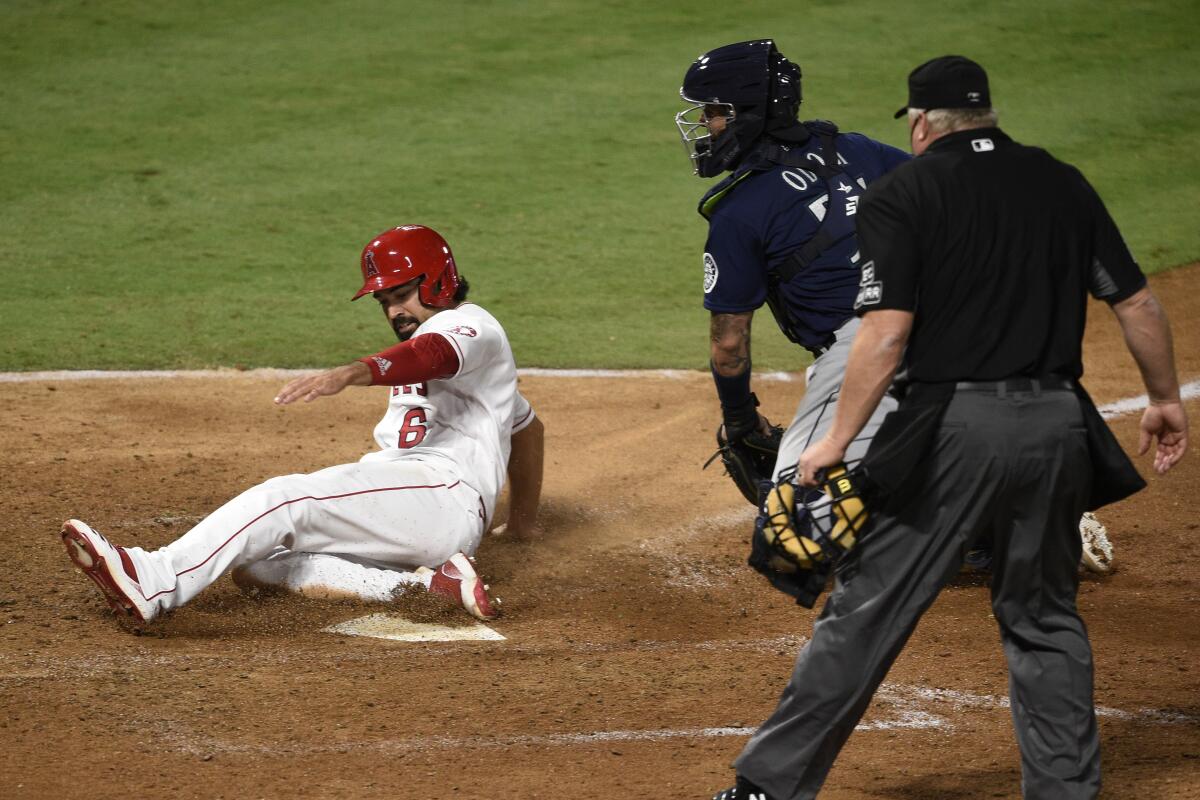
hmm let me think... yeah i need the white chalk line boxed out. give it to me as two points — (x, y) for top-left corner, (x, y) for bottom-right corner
(5, 637), (1192, 756)
(0, 367), (797, 382)
(3, 369), (1194, 419)
(127, 681), (1194, 758)
(1098, 379), (1200, 418)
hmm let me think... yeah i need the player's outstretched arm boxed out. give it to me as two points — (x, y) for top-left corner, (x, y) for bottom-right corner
(1111, 286), (1188, 473)
(274, 362), (372, 405)
(504, 415), (545, 536)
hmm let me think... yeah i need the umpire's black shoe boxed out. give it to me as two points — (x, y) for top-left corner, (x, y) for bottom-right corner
(962, 547), (993, 573)
(712, 775), (775, 800)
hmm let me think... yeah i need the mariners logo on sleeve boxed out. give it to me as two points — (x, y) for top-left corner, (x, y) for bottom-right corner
(854, 260), (882, 309)
(703, 253), (719, 294)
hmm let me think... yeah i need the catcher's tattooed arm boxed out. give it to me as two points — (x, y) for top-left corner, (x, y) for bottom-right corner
(710, 311), (772, 436)
(710, 311), (753, 377)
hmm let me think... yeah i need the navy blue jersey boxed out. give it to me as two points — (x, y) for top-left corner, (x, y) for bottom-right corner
(701, 129), (909, 350)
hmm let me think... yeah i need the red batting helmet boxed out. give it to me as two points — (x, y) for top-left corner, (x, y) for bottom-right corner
(353, 225), (462, 307)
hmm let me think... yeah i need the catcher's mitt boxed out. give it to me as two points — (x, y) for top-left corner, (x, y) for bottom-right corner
(748, 463), (872, 607)
(704, 422), (784, 505)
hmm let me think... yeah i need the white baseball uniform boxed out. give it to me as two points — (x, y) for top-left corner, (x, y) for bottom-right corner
(120, 303), (534, 616)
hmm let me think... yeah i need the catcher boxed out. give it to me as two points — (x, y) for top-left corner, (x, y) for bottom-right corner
(678, 40), (909, 604)
(682, 42), (1116, 608)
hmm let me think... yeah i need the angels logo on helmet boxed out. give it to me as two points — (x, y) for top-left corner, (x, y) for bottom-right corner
(352, 225), (463, 308)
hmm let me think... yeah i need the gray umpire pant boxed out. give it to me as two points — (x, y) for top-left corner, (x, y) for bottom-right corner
(736, 386), (1100, 800)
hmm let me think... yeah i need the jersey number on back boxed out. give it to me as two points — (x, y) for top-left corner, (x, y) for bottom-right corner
(397, 408), (428, 448)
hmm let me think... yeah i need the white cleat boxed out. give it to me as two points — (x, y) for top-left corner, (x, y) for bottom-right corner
(1079, 512), (1115, 574)
(60, 519), (155, 623)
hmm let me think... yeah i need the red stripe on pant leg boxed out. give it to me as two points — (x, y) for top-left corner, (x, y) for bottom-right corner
(143, 481), (461, 601)
(512, 407), (533, 430)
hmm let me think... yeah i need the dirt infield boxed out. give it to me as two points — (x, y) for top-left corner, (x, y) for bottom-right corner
(2, 266), (1197, 799)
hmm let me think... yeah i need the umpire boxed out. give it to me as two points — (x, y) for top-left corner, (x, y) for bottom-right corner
(720, 56), (1189, 800)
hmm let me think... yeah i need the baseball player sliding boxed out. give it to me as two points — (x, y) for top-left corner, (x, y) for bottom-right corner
(61, 225), (543, 624)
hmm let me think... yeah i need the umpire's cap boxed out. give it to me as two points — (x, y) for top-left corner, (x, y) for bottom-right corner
(894, 55), (990, 118)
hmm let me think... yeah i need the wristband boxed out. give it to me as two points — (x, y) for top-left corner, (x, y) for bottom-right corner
(711, 360), (753, 410)
(712, 362), (759, 440)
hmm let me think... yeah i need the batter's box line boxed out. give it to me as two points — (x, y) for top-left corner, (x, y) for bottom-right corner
(133, 682), (1197, 758)
(875, 684), (1199, 727)
(1097, 378), (1200, 419)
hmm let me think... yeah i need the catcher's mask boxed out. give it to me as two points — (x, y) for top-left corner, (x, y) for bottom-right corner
(353, 225), (462, 308)
(760, 463), (871, 570)
(675, 39), (803, 177)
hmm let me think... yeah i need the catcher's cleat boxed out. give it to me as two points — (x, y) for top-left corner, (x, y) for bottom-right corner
(1079, 512), (1115, 574)
(427, 552), (501, 621)
(60, 519), (155, 623)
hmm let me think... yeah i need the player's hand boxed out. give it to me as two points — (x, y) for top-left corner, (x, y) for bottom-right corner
(274, 362), (372, 405)
(797, 435), (846, 487)
(1138, 400), (1188, 474)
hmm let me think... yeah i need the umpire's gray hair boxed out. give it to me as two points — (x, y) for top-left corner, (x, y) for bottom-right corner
(908, 106), (999, 134)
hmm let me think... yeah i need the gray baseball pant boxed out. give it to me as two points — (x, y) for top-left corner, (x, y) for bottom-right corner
(773, 316), (898, 481)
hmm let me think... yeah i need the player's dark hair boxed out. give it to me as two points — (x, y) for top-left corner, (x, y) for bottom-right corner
(453, 277), (470, 303)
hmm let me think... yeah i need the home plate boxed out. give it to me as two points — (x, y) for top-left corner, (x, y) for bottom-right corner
(324, 613), (506, 642)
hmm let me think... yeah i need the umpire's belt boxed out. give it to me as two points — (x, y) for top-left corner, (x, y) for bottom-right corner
(953, 376), (1074, 396)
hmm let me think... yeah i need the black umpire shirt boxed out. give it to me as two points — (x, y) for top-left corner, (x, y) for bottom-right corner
(853, 127), (1146, 383)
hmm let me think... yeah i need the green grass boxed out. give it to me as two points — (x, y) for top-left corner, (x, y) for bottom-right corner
(2, 0), (1197, 371)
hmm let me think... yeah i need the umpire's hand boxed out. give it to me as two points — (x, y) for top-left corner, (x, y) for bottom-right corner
(798, 436), (846, 487)
(1139, 400), (1188, 475)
